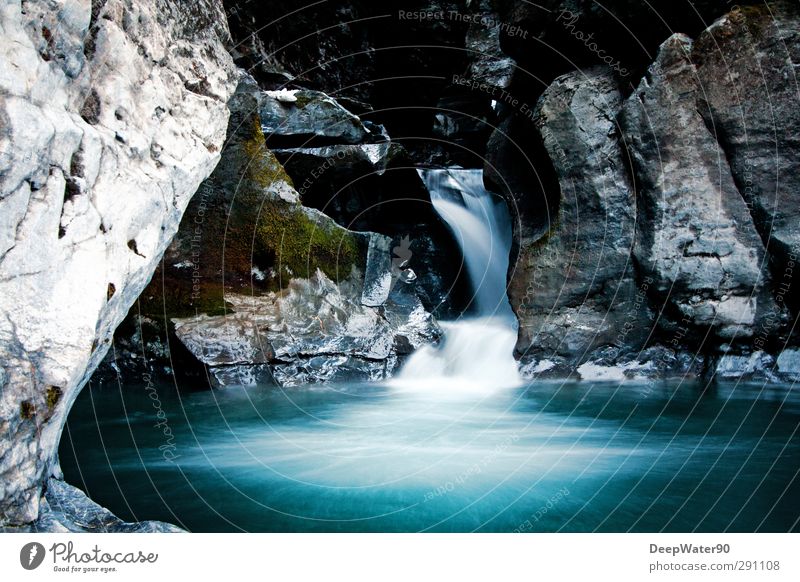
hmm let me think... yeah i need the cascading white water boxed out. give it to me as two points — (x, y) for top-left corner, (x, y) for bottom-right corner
(394, 169), (521, 393)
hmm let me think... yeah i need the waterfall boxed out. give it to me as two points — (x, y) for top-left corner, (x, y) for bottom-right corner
(394, 169), (521, 392)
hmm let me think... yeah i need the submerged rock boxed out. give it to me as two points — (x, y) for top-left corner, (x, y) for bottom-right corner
(0, 0), (236, 526)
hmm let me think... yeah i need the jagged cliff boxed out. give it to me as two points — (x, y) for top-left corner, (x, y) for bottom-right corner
(508, 2), (800, 381)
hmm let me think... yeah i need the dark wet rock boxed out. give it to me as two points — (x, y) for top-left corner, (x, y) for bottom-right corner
(692, 2), (800, 314)
(429, 93), (495, 166)
(494, 0), (734, 85)
(259, 89), (371, 147)
(274, 142), (405, 184)
(512, 68), (649, 363)
(224, 0), (479, 162)
(620, 34), (783, 346)
(465, 0), (516, 90)
(224, 0), (378, 100)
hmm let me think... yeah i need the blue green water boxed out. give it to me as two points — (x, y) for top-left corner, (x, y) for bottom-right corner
(60, 379), (800, 532)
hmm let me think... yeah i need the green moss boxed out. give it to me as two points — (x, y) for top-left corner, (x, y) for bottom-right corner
(257, 202), (359, 280)
(241, 113), (358, 282)
(242, 116), (294, 190)
(134, 104), (360, 320)
(138, 278), (233, 319)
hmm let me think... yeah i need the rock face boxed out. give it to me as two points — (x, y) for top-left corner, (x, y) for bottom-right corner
(0, 0), (236, 525)
(507, 5), (800, 377)
(102, 72), (441, 389)
(1, 479), (182, 533)
(173, 261), (438, 387)
(692, 2), (800, 313)
(261, 87), (467, 320)
(513, 68), (648, 364)
(260, 89), (371, 146)
(620, 34), (780, 345)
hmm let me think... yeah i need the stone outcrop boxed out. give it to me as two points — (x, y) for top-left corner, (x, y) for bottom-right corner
(101, 72), (440, 388)
(259, 89), (372, 146)
(0, 0), (236, 526)
(692, 2), (800, 314)
(620, 33), (781, 345)
(513, 68), (649, 365)
(507, 5), (799, 378)
(173, 261), (438, 387)
(1, 479), (182, 533)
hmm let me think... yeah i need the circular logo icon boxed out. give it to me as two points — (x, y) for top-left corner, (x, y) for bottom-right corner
(20, 542), (46, 570)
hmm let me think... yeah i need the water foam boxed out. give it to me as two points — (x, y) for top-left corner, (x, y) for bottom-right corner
(395, 169), (521, 393)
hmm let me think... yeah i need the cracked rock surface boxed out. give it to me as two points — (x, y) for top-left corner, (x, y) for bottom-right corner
(0, 0), (236, 526)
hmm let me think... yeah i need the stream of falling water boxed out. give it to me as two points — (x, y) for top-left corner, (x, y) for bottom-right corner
(394, 169), (521, 392)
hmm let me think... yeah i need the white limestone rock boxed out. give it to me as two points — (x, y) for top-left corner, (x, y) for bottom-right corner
(0, 0), (236, 525)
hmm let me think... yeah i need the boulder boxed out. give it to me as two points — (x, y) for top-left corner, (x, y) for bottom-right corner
(172, 246), (440, 387)
(1, 479), (183, 533)
(259, 89), (371, 146)
(274, 142), (405, 184)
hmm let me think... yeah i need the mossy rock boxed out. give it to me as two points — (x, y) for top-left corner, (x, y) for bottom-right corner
(241, 116), (294, 190)
(256, 203), (360, 281)
(134, 79), (363, 320)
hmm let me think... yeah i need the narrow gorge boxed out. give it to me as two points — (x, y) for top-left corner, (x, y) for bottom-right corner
(1, 0), (799, 532)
